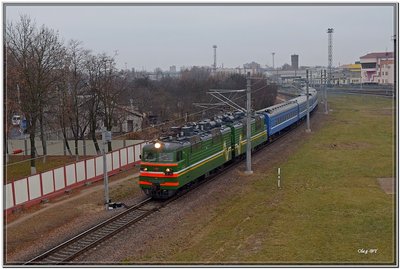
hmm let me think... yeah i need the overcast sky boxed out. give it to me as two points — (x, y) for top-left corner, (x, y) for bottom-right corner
(4, 4), (395, 71)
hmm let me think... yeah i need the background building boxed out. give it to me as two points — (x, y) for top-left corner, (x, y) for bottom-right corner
(360, 52), (394, 84)
(379, 59), (394, 85)
(291, 54), (299, 70)
(336, 63), (362, 84)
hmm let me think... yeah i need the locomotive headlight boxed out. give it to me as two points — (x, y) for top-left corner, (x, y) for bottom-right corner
(140, 167), (148, 171)
(165, 168), (172, 175)
(154, 142), (161, 149)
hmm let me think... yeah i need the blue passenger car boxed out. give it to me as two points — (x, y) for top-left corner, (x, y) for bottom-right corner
(258, 87), (319, 139)
(258, 100), (299, 137)
(292, 88), (318, 119)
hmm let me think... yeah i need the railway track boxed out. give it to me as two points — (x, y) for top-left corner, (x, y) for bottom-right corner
(25, 156), (240, 265)
(328, 88), (394, 97)
(25, 197), (155, 264)
(25, 106), (317, 265)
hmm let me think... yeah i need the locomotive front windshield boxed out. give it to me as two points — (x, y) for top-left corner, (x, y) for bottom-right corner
(143, 151), (174, 162)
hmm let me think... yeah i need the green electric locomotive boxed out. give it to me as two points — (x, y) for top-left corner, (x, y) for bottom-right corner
(139, 113), (267, 198)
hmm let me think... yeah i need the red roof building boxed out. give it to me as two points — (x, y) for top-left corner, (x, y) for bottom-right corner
(360, 52), (394, 59)
(359, 51), (394, 85)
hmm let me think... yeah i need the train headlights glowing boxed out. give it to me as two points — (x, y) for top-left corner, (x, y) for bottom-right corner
(165, 168), (173, 175)
(154, 142), (161, 149)
(140, 167), (148, 171)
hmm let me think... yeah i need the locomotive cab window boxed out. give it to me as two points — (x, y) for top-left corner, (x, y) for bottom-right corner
(143, 151), (174, 162)
(159, 152), (174, 162)
(143, 151), (156, 161)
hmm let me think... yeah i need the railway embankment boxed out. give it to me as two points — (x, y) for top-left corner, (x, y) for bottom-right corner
(110, 94), (392, 264)
(5, 94), (395, 264)
(144, 94), (393, 264)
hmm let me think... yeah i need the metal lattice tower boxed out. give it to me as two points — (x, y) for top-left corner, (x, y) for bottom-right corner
(327, 28), (334, 86)
(213, 45), (217, 73)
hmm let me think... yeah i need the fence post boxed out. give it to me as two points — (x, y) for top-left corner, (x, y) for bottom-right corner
(26, 177), (31, 202)
(84, 159), (87, 181)
(119, 149), (121, 168)
(74, 163), (78, 183)
(39, 173), (44, 197)
(64, 166), (67, 188)
(111, 151), (114, 171)
(94, 156), (97, 176)
(83, 137), (87, 156)
(52, 170), (56, 193)
(11, 178), (16, 209)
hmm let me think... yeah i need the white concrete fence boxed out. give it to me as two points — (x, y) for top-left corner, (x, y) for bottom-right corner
(5, 141), (147, 214)
(7, 139), (143, 156)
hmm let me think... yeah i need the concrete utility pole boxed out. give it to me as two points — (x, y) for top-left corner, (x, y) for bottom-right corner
(324, 69), (328, 114)
(306, 69), (311, 133)
(198, 75), (255, 175)
(327, 28), (334, 87)
(245, 72), (253, 175)
(196, 73), (256, 175)
(272, 52), (276, 82)
(320, 69), (323, 87)
(272, 52), (275, 69)
(102, 127), (111, 210)
(213, 45), (217, 73)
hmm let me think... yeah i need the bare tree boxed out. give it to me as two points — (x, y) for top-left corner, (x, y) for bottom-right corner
(65, 40), (90, 160)
(4, 44), (21, 164)
(98, 54), (115, 152)
(84, 53), (126, 152)
(34, 24), (66, 162)
(55, 74), (73, 156)
(6, 15), (65, 173)
(84, 53), (102, 154)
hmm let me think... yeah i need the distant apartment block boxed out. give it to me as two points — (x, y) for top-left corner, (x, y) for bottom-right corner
(360, 52), (394, 85)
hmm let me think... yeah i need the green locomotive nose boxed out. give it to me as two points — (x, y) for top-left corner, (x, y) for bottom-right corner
(139, 141), (186, 199)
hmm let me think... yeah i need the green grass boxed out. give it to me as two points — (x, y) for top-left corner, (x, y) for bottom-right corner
(133, 95), (395, 264)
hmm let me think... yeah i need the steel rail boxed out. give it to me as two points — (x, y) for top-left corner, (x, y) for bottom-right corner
(25, 197), (153, 265)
